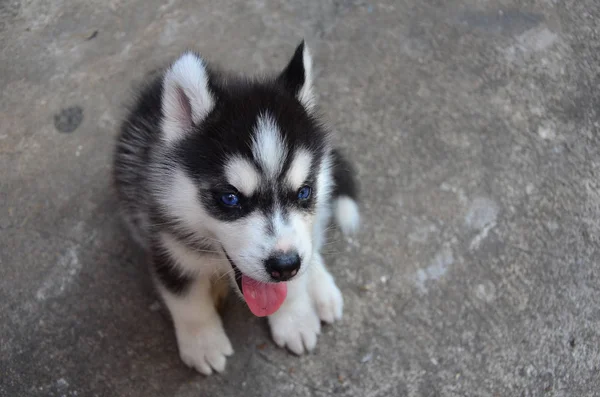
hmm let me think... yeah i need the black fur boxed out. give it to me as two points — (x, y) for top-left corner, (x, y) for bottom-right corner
(151, 242), (193, 294)
(277, 41), (306, 98)
(331, 149), (358, 200)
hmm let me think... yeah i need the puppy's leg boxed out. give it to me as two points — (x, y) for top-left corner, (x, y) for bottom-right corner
(307, 252), (343, 324)
(159, 275), (233, 375)
(268, 272), (321, 355)
(307, 200), (344, 325)
(267, 252), (344, 354)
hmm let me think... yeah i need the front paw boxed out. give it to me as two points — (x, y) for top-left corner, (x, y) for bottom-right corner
(268, 297), (321, 355)
(176, 318), (234, 375)
(309, 269), (344, 324)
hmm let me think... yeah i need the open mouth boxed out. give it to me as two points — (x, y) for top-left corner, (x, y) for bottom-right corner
(224, 252), (287, 317)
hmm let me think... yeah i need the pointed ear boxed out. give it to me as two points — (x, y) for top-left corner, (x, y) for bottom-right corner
(277, 41), (315, 111)
(161, 52), (215, 143)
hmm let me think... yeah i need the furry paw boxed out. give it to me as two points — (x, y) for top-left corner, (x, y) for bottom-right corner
(176, 320), (234, 375)
(268, 296), (321, 355)
(309, 268), (344, 324)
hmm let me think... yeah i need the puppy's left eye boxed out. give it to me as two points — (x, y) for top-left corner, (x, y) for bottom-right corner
(220, 193), (240, 207)
(297, 186), (312, 200)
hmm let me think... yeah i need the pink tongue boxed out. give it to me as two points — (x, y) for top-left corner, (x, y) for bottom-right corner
(241, 275), (287, 317)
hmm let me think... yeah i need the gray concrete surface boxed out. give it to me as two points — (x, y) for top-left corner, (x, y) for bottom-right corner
(1, 0), (600, 396)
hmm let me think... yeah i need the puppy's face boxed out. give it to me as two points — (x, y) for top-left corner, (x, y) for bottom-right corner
(156, 43), (332, 290)
(194, 112), (328, 284)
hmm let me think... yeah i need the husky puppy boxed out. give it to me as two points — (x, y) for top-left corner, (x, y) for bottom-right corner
(113, 42), (360, 375)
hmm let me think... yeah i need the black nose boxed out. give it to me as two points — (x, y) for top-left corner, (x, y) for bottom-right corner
(265, 252), (301, 281)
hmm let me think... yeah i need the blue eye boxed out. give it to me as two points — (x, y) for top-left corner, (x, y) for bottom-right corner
(297, 186), (312, 200)
(220, 193), (239, 207)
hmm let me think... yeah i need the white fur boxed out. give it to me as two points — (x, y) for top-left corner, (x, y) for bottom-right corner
(161, 52), (214, 144)
(159, 278), (233, 375)
(225, 156), (261, 196)
(156, 232), (236, 374)
(298, 44), (315, 111)
(268, 273), (320, 355)
(155, 167), (210, 235)
(159, 232), (227, 275)
(334, 196), (360, 235)
(215, 212), (272, 282)
(272, 209), (291, 252)
(308, 253), (343, 323)
(268, 252), (343, 354)
(252, 113), (286, 178)
(285, 149), (312, 189)
(312, 152), (334, 250)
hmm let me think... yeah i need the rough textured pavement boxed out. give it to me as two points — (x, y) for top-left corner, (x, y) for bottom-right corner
(2, 0), (600, 396)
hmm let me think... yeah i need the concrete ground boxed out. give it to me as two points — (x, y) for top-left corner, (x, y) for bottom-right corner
(1, 0), (600, 396)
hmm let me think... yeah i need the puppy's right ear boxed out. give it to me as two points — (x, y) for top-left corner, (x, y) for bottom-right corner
(161, 52), (214, 144)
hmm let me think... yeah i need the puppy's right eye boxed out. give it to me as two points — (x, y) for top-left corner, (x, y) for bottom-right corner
(220, 193), (240, 207)
(297, 185), (312, 200)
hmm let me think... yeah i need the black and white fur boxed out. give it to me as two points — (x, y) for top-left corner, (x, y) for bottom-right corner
(113, 42), (360, 375)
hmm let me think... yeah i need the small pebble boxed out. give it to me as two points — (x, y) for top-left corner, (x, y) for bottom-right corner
(257, 343), (268, 350)
(360, 352), (373, 363)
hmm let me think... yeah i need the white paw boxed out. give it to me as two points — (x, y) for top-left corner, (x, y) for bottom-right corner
(175, 319), (234, 375)
(309, 270), (344, 324)
(268, 296), (321, 355)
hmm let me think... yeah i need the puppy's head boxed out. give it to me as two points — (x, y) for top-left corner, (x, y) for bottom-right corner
(156, 42), (333, 316)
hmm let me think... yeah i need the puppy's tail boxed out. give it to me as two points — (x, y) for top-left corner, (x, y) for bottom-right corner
(331, 149), (360, 236)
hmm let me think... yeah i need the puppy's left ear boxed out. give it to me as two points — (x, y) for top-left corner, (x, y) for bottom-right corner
(277, 41), (315, 111)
